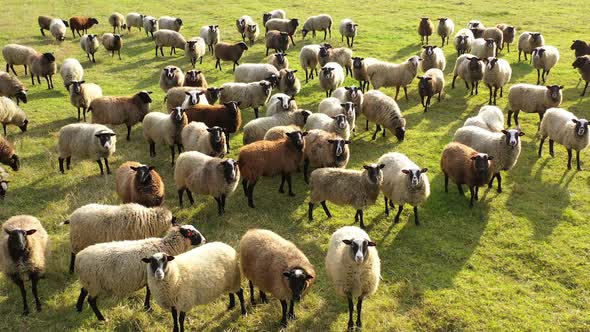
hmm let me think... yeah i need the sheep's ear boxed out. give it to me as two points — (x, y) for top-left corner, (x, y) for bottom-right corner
(130, 166), (139, 171)
(401, 169), (410, 174)
(572, 119), (579, 124)
(559, 86), (564, 89)
(80, 80), (85, 84)
(420, 168), (428, 173)
(185, 91), (191, 96)
(26, 229), (37, 235)
(141, 258), (150, 263)
(487, 156), (494, 160)
(362, 165), (370, 170)
(342, 239), (353, 245)
(340, 103), (347, 107)
(302, 131), (308, 136)
(3, 228), (10, 235)
(367, 241), (376, 247)
(379, 163), (385, 169)
(147, 91), (153, 94)
(282, 271), (291, 277)
(292, 70), (297, 73)
(167, 256), (175, 262)
(422, 46), (427, 49)
(470, 156), (478, 160)
(417, 76), (423, 79)
(170, 216), (178, 226)
(148, 166), (155, 171)
(305, 274), (314, 280)
(501, 130), (508, 135)
(518, 132), (525, 137)
(327, 139), (335, 143)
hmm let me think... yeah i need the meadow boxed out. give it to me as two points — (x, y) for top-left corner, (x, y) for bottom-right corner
(0, 0), (589, 331)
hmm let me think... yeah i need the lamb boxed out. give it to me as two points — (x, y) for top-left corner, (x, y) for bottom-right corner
(482, 28), (503, 55)
(200, 25), (221, 54)
(143, 107), (188, 165)
(351, 57), (377, 92)
(185, 37), (206, 67)
(517, 32), (545, 62)
(2, 44), (37, 76)
(325, 226), (380, 330)
(183, 69), (207, 88)
(219, 80), (271, 118)
(451, 54), (485, 95)
(115, 161), (165, 207)
(74, 225), (205, 321)
(60, 58), (84, 90)
(126, 13), (144, 32)
(269, 52), (289, 70)
(39, 16), (68, 37)
(0, 166), (8, 199)
(67, 80), (102, 122)
(302, 129), (350, 183)
(154, 29), (186, 56)
(417, 68), (444, 112)
(0, 71), (27, 105)
(318, 97), (356, 131)
(366, 56), (421, 100)
(144, 243), (246, 332)
(437, 18), (454, 46)
(245, 23), (260, 46)
(181, 122), (227, 157)
(214, 42), (249, 72)
(262, 9), (287, 25)
(88, 90), (153, 140)
(265, 18), (300, 46)
(109, 12), (126, 33)
(143, 16), (158, 38)
(440, 142), (495, 207)
(573, 56), (590, 96)
(471, 38), (496, 59)
(571, 40), (590, 57)
(57, 123), (116, 175)
(174, 151), (240, 215)
(0, 135), (19, 171)
(539, 108), (590, 171)
(319, 62), (345, 97)
(531, 46), (560, 85)
(238, 131), (307, 207)
(361, 89), (406, 141)
(483, 57), (512, 105)
(239, 229), (315, 327)
(69, 16), (99, 38)
(454, 126), (524, 193)
(49, 18), (67, 42)
(234, 63), (280, 86)
(278, 69), (301, 97)
(237, 15), (254, 41)
(0, 215), (49, 316)
(454, 28), (474, 55)
(507, 84), (562, 126)
(66, 203), (174, 273)
(299, 44), (324, 82)
(339, 19), (358, 48)
(101, 33), (123, 60)
(308, 164), (384, 228)
(0, 96), (28, 135)
(184, 102), (242, 151)
(305, 113), (350, 140)
(333, 86), (363, 116)
(265, 93), (298, 116)
(263, 125), (302, 140)
(418, 18), (434, 45)
(301, 14), (333, 40)
(159, 65), (184, 92)
(420, 45), (446, 71)
(28, 52), (56, 89)
(496, 24), (516, 52)
(80, 34), (100, 63)
(158, 16), (183, 32)
(464, 105), (504, 132)
(265, 30), (290, 56)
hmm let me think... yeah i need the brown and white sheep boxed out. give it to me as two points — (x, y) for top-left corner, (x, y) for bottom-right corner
(418, 18), (434, 45)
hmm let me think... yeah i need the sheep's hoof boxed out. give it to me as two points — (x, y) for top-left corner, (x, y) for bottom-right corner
(22, 309), (29, 316)
(36, 304), (42, 312)
(288, 192), (295, 197)
(144, 306), (153, 313)
(278, 188), (284, 194)
(496, 188), (502, 194)
(288, 312), (297, 320)
(280, 320), (288, 328)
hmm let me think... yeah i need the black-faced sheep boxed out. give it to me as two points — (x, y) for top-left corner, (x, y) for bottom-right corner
(184, 102), (242, 151)
(531, 46), (560, 85)
(265, 18), (300, 46)
(265, 30), (290, 56)
(539, 108), (589, 171)
(0, 71), (27, 105)
(573, 55), (590, 96)
(214, 42), (249, 72)
(454, 29), (474, 55)
(185, 38), (206, 67)
(437, 18), (454, 46)
(366, 56), (421, 100)
(2, 44), (37, 76)
(339, 19), (358, 48)
(142, 107), (188, 165)
(57, 123), (116, 175)
(301, 14), (333, 40)
(302, 129), (350, 183)
(451, 55), (485, 95)
(219, 80), (272, 118)
(496, 24), (516, 52)
(200, 25), (221, 54)
(507, 84), (562, 127)
(181, 122), (226, 157)
(319, 62), (345, 97)
(483, 57), (512, 105)
(517, 32), (544, 62)
(362, 89), (406, 141)
(159, 66), (184, 92)
(60, 58), (84, 91)
(0, 96), (28, 135)
(89, 90), (153, 140)
(158, 16), (183, 32)
(571, 40), (590, 57)
(418, 18), (434, 45)
(126, 13), (144, 32)
(109, 12), (126, 33)
(101, 33), (123, 60)
(154, 29), (186, 56)
(67, 80), (103, 122)
(28, 52), (56, 89)
(0, 135), (19, 171)
(417, 68), (444, 112)
(80, 34), (100, 63)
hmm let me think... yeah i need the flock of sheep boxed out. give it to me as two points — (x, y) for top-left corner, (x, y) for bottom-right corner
(0, 7), (589, 332)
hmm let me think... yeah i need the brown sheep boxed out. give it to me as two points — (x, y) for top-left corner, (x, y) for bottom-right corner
(0, 71), (27, 105)
(184, 101), (242, 151)
(183, 70), (207, 88)
(573, 56), (590, 96)
(28, 53), (56, 90)
(440, 142), (495, 207)
(265, 31), (290, 56)
(238, 131), (306, 208)
(571, 40), (590, 57)
(496, 24), (516, 52)
(417, 68), (444, 112)
(214, 42), (249, 72)
(115, 161), (165, 207)
(418, 18), (434, 45)
(69, 16), (99, 38)
(88, 91), (152, 141)
(0, 135), (19, 171)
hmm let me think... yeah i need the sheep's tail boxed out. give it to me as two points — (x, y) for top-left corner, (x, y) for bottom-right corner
(60, 220), (70, 226)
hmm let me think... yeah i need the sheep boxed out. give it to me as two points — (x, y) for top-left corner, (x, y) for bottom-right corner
(496, 24), (516, 52)
(57, 123), (116, 175)
(0, 166), (7, 199)
(80, 34), (100, 63)
(234, 63), (280, 85)
(361, 89), (406, 141)
(451, 54), (485, 95)
(468, 20), (485, 38)
(366, 56), (421, 100)
(185, 37), (206, 67)
(238, 131), (307, 207)
(417, 68), (445, 112)
(518, 32), (545, 62)
(263, 125), (302, 140)
(154, 29), (186, 56)
(214, 42), (249, 72)
(126, 13), (144, 32)
(60, 58), (84, 90)
(69, 16), (99, 38)
(454, 28), (474, 55)
(181, 122), (227, 157)
(200, 25), (221, 54)
(265, 30), (290, 56)
(440, 142), (495, 207)
(318, 97), (356, 131)
(236, 15), (255, 41)
(174, 151), (240, 214)
(39, 16), (68, 37)
(0, 135), (19, 171)
(339, 19), (358, 48)
(301, 14), (333, 40)
(2, 44), (37, 76)
(143, 107), (188, 165)
(571, 40), (590, 57)
(143, 16), (158, 38)
(352, 57), (377, 92)
(507, 84), (563, 127)
(319, 46), (353, 77)
(49, 18), (67, 42)
(325, 226), (380, 330)
(262, 9), (287, 25)
(184, 102), (242, 151)
(299, 44), (330, 83)
(539, 108), (590, 171)
(89, 90), (153, 140)
(143, 243), (246, 332)
(573, 56), (590, 96)
(0, 96), (28, 135)
(471, 38), (496, 59)
(28, 52), (56, 89)
(115, 161), (165, 207)
(319, 62), (345, 97)
(269, 52), (289, 70)
(482, 28), (503, 55)
(245, 23), (260, 46)
(67, 80), (102, 122)
(332, 86), (363, 116)
(302, 129), (350, 183)
(418, 17), (434, 45)
(66, 203), (175, 273)
(454, 126), (524, 193)
(483, 57), (512, 105)
(182, 70), (207, 89)
(101, 33), (123, 60)
(437, 18), (454, 46)
(0, 71), (27, 105)
(305, 113), (350, 140)
(158, 16), (183, 32)
(464, 105), (504, 132)
(74, 225), (205, 321)
(308, 164), (384, 228)
(165, 87), (213, 110)
(531, 46), (560, 85)
(265, 18), (300, 46)
(0, 215), (49, 316)
(265, 93), (298, 117)
(109, 12), (126, 33)
(420, 45), (446, 71)
(278, 69), (301, 97)
(159, 66), (184, 92)
(219, 80), (272, 118)
(242, 110), (310, 144)
(239, 229), (315, 327)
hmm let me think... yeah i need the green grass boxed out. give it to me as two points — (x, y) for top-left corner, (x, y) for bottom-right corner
(1, 0), (589, 331)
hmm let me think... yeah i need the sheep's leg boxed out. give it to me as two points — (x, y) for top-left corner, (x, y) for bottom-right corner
(88, 296), (105, 321)
(451, 75), (457, 89)
(289, 34), (296, 46)
(495, 173), (502, 193)
(76, 288), (88, 312)
(69, 252), (76, 273)
(126, 125), (133, 141)
(177, 189), (185, 207)
(576, 151), (582, 171)
(280, 300), (288, 327)
(394, 205), (403, 223)
(303, 159), (310, 183)
(365, 119), (369, 131)
(403, 86), (408, 100)
(507, 110), (514, 127)
(154, 45), (158, 57)
(144, 286), (152, 312)
(221, 194), (226, 214)
(186, 190), (194, 205)
(457, 183), (464, 195)
(169, 145), (176, 165)
(371, 124), (381, 140)
(469, 186), (475, 207)
(171, 307), (179, 332)
(413, 206), (420, 226)
(96, 159), (104, 175)
(160, 47), (164, 57)
(384, 196), (390, 215)
(2, 124), (5, 136)
(10, 275), (29, 316)
(356, 296), (364, 328)
(357, 209), (365, 229)
(249, 280), (256, 306)
(215, 58), (221, 70)
(266, 47), (270, 56)
(538, 137), (546, 157)
(488, 86), (493, 105)
(304, 69), (309, 83)
(475, 81), (479, 95)
(169, 47), (174, 56)
(382, 126), (386, 137)
(177, 144), (182, 154)
(582, 81), (589, 97)
(308, 202), (314, 221)
(549, 139), (555, 157)
(260, 291), (268, 303)
(544, 69), (550, 82)
(241, 179), (248, 196)
(215, 196), (223, 215)
(347, 295), (354, 329)
(286, 174), (294, 196)
(444, 172), (449, 192)
(420, 95), (425, 107)
(488, 174), (495, 188)
(233, 61), (239, 72)
(536, 69), (541, 85)
(149, 142), (156, 157)
(321, 201), (332, 218)
(37, 75), (41, 84)
(493, 87), (499, 105)
(228, 293), (236, 310)
(253, 107), (259, 119)
(475, 186), (480, 201)
(237, 289), (247, 314)
(424, 96), (432, 112)
(118, 50), (121, 60)
(247, 182), (256, 208)
(567, 148), (573, 170)
(179, 312), (185, 332)
(224, 131), (231, 151)
(288, 300), (296, 320)
(351, 36), (354, 48)
(513, 111), (520, 127)
(104, 158), (111, 174)
(278, 175), (286, 193)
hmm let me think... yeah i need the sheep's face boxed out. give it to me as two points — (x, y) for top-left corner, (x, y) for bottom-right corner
(164, 67), (178, 79)
(321, 66), (334, 79)
(62, 19), (69, 27)
(341, 102), (355, 120)
(247, 24), (257, 33)
(265, 74), (279, 88)
(471, 153), (493, 179)
(224, 101), (240, 115)
(285, 70), (297, 85)
(275, 52), (286, 65)
(438, 18), (448, 23)
(333, 114), (348, 130)
(346, 22), (357, 34)
(486, 58), (499, 70)
(207, 126), (225, 154)
(113, 34), (121, 41)
(70, 80), (85, 94)
(458, 35), (469, 47)
(262, 13), (271, 24)
(282, 268), (313, 302)
(572, 119), (589, 137)
(238, 42), (249, 51)
(0, 181), (7, 200)
(290, 18), (299, 28)
(502, 129), (525, 148)
(300, 110), (312, 124)
(469, 21), (481, 29)
(130, 165), (155, 185)
(16, 90), (27, 104)
(142, 253), (173, 281)
(221, 159), (239, 182)
(7, 154), (19, 171)
(95, 132), (116, 151)
(408, 56), (422, 68)
(402, 168), (428, 188)
(186, 41), (197, 52)
(485, 39), (495, 48)
(179, 225), (205, 245)
(395, 127), (406, 141)
(418, 76), (433, 90)
(301, 29), (309, 39)
(545, 85), (563, 101)
(571, 40), (585, 50)
(171, 107), (185, 123)
(319, 46), (329, 58)
(276, 96), (290, 110)
(5, 228), (36, 256)
(19, 119), (28, 133)
(259, 81), (272, 96)
(185, 90), (203, 106)
(422, 45), (437, 58)
(42, 53), (55, 62)
(138, 91), (153, 103)
(352, 57), (364, 69)
(533, 47), (546, 59)
(342, 238), (376, 264)
(90, 18), (99, 25)
(207, 88), (222, 103)
(467, 57), (483, 72)
(236, 19), (245, 30)
(278, 33), (290, 45)
(420, 17), (430, 23)
(149, 19), (157, 27)
(175, 18), (183, 26)
(572, 56), (589, 69)
(345, 86), (360, 98)
(286, 131), (306, 151)
(327, 139), (350, 160)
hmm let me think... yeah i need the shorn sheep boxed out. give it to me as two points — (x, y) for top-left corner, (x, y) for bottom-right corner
(301, 14), (333, 40)
(143, 16), (158, 38)
(67, 80), (103, 121)
(319, 62), (345, 97)
(28, 52), (57, 89)
(126, 13), (144, 32)
(496, 24), (516, 52)
(200, 25), (221, 54)
(366, 56), (421, 100)
(437, 18), (454, 46)
(483, 57), (512, 105)
(507, 84), (562, 126)
(302, 129), (350, 183)
(308, 164), (385, 228)
(242, 109), (309, 144)
(0, 96), (28, 135)
(69, 16), (99, 38)
(159, 65), (184, 92)
(418, 18), (434, 45)
(80, 34), (100, 63)
(420, 45), (446, 71)
(181, 122), (227, 157)
(57, 123), (116, 175)
(265, 18), (300, 46)
(454, 28), (474, 55)
(325, 226), (380, 330)
(59, 58), (84, 90)
(89, 90), (153, 140)
(265, 30), (290, 56)
(0, 71), (27, 105)
(339, 19), (358, 48)
(531, 46), (560, 85)
(417, 68), (445, 112)
(573, 55), (590, 96)
(0, 215), (49, 316)
(539, 108), (589, 171)
(115, 161), (165, 207)
(184, 102), (242, 151)
(142, 107), (188, 165)
(108, 12), (126, 33)
(451, 55), (485, 95)
(517, 32), (545, 62)
(239, 229), (315, 328)
(464, 105), (504, 132)
(0, 135), (20, 171)
(154, 29), (186, 56)
(185, 37), (206, 67)
(214, 42), (249, 72)
(362, 89), (406, 141)
(219, 80), (272, 118)
(101, 33), (123, 60)
(2, 44), (37, 76)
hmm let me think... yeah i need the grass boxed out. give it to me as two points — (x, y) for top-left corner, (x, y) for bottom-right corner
(1, 0), (589, 331)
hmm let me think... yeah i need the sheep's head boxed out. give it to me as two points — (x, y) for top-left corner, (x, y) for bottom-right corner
(236, 18), (245, 29)
(438, 18), (448, 23)
(301, 28), (309, 39)
(395, 126), (406, 141)
(422, 45), (437, 57)
(207, 126), (225, 154)
(290, 18), (299, 28)
(276, 95), (293, 110)
(175, 18), (183, 26)
(501, 129), (525, 148)
(113, 34), (122, 41)
(220, 159), (239, 182)
(572, 56), (589, 68)
(186, 40), (197, 51)
(247, 24), (257, 33)
(62, 19), (69, 27)
(142, 252), (173, 280)
(468, 21), (481, 28)
(342, 238), (376, 264)
(130, 164), (155, 185)
(284, 70), (297, 85)
(344, 86), (360, 98)
(149, 19), (157, 27)
(265, 74), (279, 88)
(346, 22), (358, 34)
(486, 58), (499, 70)
(341, 102), (355, 120)
(332, 114), (348, 130)
(90, 18), (99, 25)
(286, 131), (306, 151)
(138, 90), (153, 103)
(485, 38), (495, 48)
(185, 70), (201, 82)
(185, 90), (204, 106)
(6, 154), (19, 171)
(163, 66), (179, 79)
(223, 101), (241, 115)
(352, 57), (364, 69)
(94, 131), (116, 151)
(237, 41), (249, 51)
(471, 153), (493, 179)
(19, 119), (28, 133)
(171, 107), (186, 123)
(278, 32), (290, 45)
(545, 85), (563, 101)
(506, 26), (515, 34)
(318, 46), (330, 58)
(327, 138), (351, 161)
(466, 56), (483, 72)
(207, 87), (222, 103)
(259, 81), (272, 96)
(363, 163), (385, 184)
(283, 267), (314, 302)
(420, 17), (430, 23)
(402, 168), (428, 188)
(0, 180), (8, 200)
(571, 40), (586, 50)
(530, 32), (542, 42)
(458, 35), (469, 47)
(42, 53), (55, 62)
(572, 119), (589, 137)
(418, 76), (433, 90)
(4, 228), (36, 258)
(298, 110), (312, 125)
(274, 52), (287, 65)
(262, 13), (272, 24)
(87, 34), (97, 42)
(408, 55), (422, 68)
(16, 89), (27, 104)
(68, 80), (83, 94)
(321, 66), (335, 78)
(178, 225), (205, 245)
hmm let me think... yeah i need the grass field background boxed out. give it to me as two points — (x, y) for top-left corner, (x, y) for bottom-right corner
(1, 0), (589, 331)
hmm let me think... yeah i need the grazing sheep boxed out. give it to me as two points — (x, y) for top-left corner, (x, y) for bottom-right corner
(417, 68), (445, 112)
(333, 86), (363, 116)
(539, 108), (590, 171)
(319, 46), (353, 77)
(245, 23), (260, 46)
(154, 29), (186, 56)
(49, 19), (67, 42)
(115, 161), (165, 207)
(60, 58), (84, 90)
(0, 135), (19, 171)
(181, 122), (227, 157)
(2, 44), (37, 76)
(183, 70), (207, 88)
(571, 40), (590, 57)
(362, 89), (406, 141)
(80, 34), (100, 63)
(308, 164), (384, 228)
(184, 102), (242, 151)
(214, 42), (249, 72)
(234, 63), (280, 85)
(532, 46), (560, 85)
(496, 24), (516, 52)
(420, 45), (446, 71)
(109, 12), (126, 33)
(517, 32), (545, 62)
(159, 66), (184, 92)
(418, 18), (434, 45)
(219, 80), (271, 118)
(0, 71), (27, 105)
(318, 97), (356, 131)
(143, 16), (158, 38)
(200, 25), (221, 54)
(265, 18), (300, 46)
(69, 16), (99, 38)
(239, 229), (315, 328)
(39, 16), (68, 37)
(483, 57), (512, 105)
(158, 16), (183, 32)
(366, 56), (421, 100)
(278, 69), (301, 97)
(351, 57), (377, 92)
(265, 30), (290, 56)
(67, 81), (102, 122)
(174, 151), (239, 214)
(262, 9), (287, 25)
(185, 37), (206, 67)
(126, 13), (144, 32)
(319, 62), (345, 97)
(0, 215), (49, 316)
(573, 55), (590, 96)
(507, 84), (562, 127)
(451, 54), (485, 95)
(454, 28), (474, 55)
(89, 91), (152, 140)
(57, 123), (116, 175)
(482, 28), (503, 55)
(265, 93), (298, 117)
(302, 129), (350, 183)
(339, 19), (358, 48)
(74, 225), (204, 321)
(305, 113), (350, 140)
(143, 107), (187, 165)
(269, 52), (289, 70)
(101, 33), (123, 60)
(0, 96), (28, 135)
(0, 166), (7, 199)
(464, 105), (504, 132)
(302, 14), (333, 40)
(437, 18), (454, 46)
(28, 52), (56, 89)
(299, 44), (324, 83)
(471, 38), (496, 59)
(237, 15), (255, 41)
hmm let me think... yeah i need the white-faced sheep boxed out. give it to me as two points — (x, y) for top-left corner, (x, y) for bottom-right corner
(109, 12), (126, 33)
(302, 129), (350, 183)
(245, 23), (260, 46)
(185, 37), (206, 67)
(496, 24), (516, 52)
(159, 66), (184, 92)
(318, 97), (356, 131)
(262, 9), (287, 25)
(351, 57), (377, 92)
(278, 69), (301, 97)
(234, 63), (280, 86)
(200, 25), (221, 54)
(80, 34), (100, 63)
(305, 113), (350, 140)
(483, 57), (511, 105)
(333, 86), (363, 116)
(214, 42), (249, 72)
(265, 18), (300, 46)
(573, 55), (590, 96)
(219, 80), (272, 118)
(0, 96), (28, 135)
(366, 56), (421, 100)
(339, 19), (358, 48)
(101, 33), (123, 60)
(319, 62), (345, 97)
(302, 14), (332, 40)
(67, 80), (102, 122)
(158, 16), (183, 32)
(265, 30), (290, 56)
(89, 90), (153, 140)
(318, 46), (353, 77)
(532, 46), (559, 85)
(517, 32), (544, 62)
(299, 44), (325, 83)
(454, 28), (474, 55)
(471, 38), (496, 59)
(143, 16), (158, 38)
(362, 89), (406, 141)
(539, 108), (589, 171)
(60, 58), (84, 90)
(181, 122), (227, 157)
(269, 52), (289, 70)
(417, 68), (445, 112)
(2, 44), (37, 76)
(265, 93), (297, 117)
(143, 107), (188, 165)
(28, 52), (57, 89)
(0, 166), (8, 199)
(49, 18), (67, 42)
(115, 161), (165, 207)
(0, 71), (27, 105)
(507, 84), (563, 126)
(451, 54), (485, 95)
(154, 29), (186, 56)
(184, 102), (242, 151)
(57, 123), (116, 175)
(237, 15), (255, 41)
(0, 135), (19, 171)
(126, 13), (144, 32)
(418, 17), (434, 45)
(464, 105), (504, 132)
(437, 18), (454, 46)
(420, 45), (446, 71)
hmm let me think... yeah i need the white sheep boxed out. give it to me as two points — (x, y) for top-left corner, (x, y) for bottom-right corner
(302, 129), (350, 183)
(305, 113), (350, 140)
(319, 62), (345, 97)
(453, 28), (474, 55)
(67, 81), (102, 122)
(332, 86), (363, 116)
(60, 58), (84, 90)
(531, 45), (559, 85)
(143, 16), (158, 38)
(126, 13), (144, 32)
(80, 34), (100, 63)
(464, 105), (504, 132)
(158, 16), (183, 32)
(517, 32), (544, 62)
(181, 122), (227, 157)
(265, 93), (297, 116)
(483, 57), (512, 105)
(339, 19), (358, 48)
(57, 123), (116, 175)
(471, 38), (496, 59)
(299, 44), (322, 83)
(507, 83), (563, 127)
(234, 63), (280, 84)
(420, 45), (446, 71)
(539, 108), (589, 170)
(301, 14), (333, 40)
(362, 89), (406, 141)
(159, 65), (184, 92)
(185, 37), (206, 67)
(154, 29), (186, 56)
(437, 18), (454, 46)
(318, 46), (353, 76)
(245, 23), (260, 46)
(219, 80), (272, 118)
(49, 18), (67, 42)
(366, 56), (421, 100)
(318, 97), (356, 131)
(262, 9), (287, 25)
(242, 109), (311, 144)
(109, 12), (126, 33)
(143, 107), (188, 165)
(451, 54), (485, 95)
(0, 96), (28, 135)
(200, 25), (221, 54)
(2, 44), (37, 76)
